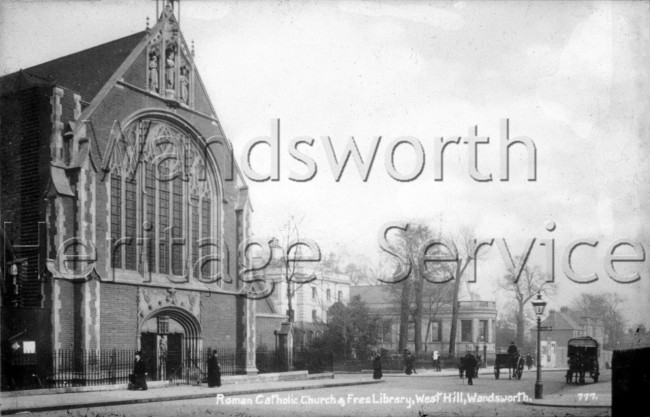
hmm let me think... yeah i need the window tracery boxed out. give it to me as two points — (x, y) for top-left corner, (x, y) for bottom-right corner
(109, 118), (218, 282)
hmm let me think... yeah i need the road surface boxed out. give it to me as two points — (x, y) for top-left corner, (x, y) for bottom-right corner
(24, 369), (611, 417)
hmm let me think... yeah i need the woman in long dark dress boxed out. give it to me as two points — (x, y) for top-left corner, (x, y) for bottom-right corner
(372, 354), (383, 380)
(131, 351), (148, 390)
(207, 350), (221, 387)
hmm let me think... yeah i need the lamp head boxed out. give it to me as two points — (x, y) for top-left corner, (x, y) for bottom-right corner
(532, 292), (547, 316)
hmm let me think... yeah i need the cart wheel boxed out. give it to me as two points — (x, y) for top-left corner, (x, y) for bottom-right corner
(516, 361), (523, 380)
(518, 359), (525, 379)
(494, 367), (500, 379)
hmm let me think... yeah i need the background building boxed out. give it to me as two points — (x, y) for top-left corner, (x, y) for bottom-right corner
(351, 285), (497, 358)
(256, 256), (351, 350)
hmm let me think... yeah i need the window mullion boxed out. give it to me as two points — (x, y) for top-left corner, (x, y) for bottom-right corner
(154, 165), (159, 273)
(121, 176), (126, 269)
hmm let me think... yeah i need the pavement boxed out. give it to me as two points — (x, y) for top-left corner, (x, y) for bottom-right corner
(522, 378), (611, 408)
(0, 367), (610, 415)
(0, 374), (382, 415)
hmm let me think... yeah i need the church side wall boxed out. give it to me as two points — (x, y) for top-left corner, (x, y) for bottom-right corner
(1, 85), (54, 354)
(201, 292), (237, 350)
(255, 316), (284, 348)
(99, 283), (138, 349)
(57, 280), (75, 349)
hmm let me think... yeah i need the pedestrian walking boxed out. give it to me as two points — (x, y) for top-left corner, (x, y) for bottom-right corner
(207, 350), (221, 387)
(405, 352), (416, 375)
(432, 350), (441, 372)
(526, 353), (533, 370)
(464, 352), (478, 386)
(373, 353), (383, 380)
(129, 351), (148, 390)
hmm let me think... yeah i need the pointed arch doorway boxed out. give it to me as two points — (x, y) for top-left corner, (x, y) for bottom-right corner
(138, 307), (202, 382)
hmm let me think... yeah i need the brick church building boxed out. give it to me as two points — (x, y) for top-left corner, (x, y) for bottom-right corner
(1, 3), (278, 387)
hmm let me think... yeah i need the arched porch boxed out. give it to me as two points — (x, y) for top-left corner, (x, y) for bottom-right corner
(137, 306), (203, 382)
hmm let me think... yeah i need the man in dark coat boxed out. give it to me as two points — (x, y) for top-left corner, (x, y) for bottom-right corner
(207, 350), (221, 387)
(507, 342), (518, 355)
(372, 354), (383, 380)
(131, 351), (148, 390)
(405, 352), (415, 375)
(526, 354), (533, 370)
(464, 352), (478, 385)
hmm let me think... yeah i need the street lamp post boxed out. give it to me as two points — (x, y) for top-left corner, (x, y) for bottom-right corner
(531, 292), (547, 399)
(483, 340), (487, 368)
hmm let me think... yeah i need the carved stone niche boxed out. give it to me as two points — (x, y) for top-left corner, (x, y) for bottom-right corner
(137, 287), (201, 327)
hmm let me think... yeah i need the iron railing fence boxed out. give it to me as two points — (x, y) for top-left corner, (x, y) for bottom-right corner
(2, 346), (337, 391)
(2, 348), (138, 390)
(2, 347), (252, 391)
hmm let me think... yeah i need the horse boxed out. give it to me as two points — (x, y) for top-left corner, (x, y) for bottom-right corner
(566, 354), (588, 384)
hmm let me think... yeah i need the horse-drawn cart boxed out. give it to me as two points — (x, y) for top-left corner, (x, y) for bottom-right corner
(566, 336), (599, 384)
(494, 353), (524, 379)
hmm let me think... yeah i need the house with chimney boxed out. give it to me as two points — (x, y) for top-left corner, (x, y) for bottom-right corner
(530, 306), (605, 368)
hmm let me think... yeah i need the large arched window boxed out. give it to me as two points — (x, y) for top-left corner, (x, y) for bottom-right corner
(109, 117), (219, 281)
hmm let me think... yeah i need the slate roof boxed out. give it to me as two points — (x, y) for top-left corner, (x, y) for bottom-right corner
(0, 32), (145, 99)
(541, 308), (589, 330)
(350, 285), (393, 304)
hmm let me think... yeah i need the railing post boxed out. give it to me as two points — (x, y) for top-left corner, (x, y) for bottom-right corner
(109, 349), (115, 385)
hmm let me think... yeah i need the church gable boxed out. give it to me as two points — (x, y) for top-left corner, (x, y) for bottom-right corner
(121, 3), (210, 115)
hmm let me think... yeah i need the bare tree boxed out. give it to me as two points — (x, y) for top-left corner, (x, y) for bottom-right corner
(269, 216), (319, 323)
(498, 262), (556, 347)
(422, 280), (455, 352)
(379, 222), (460, 354)
(572, 292), (627, 349)
(398, 223), (432, 354)
(446, 227), (487, 357)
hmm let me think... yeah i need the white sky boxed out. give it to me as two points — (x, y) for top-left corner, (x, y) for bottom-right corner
(1, 0), (649, 326)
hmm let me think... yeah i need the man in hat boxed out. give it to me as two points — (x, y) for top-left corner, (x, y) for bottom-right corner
(507, 341), (518, 356)
(432, 350), (441, 372)
(464, 351), (478, 385)
(130, 351), (148, 390)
